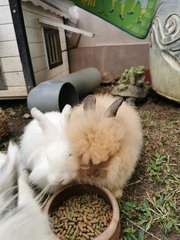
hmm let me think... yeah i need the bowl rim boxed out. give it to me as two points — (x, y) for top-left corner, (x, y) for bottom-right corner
(44, 184), (120, 240)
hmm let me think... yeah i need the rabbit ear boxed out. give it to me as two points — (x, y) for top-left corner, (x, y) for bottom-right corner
(105, 97), (123, 118)
(62, 104), (72, 120)
(83, 95), (96, 112)
(30, 107), (56, 138)
(0, 142), (19, 209)
(31, 107), (50, 123)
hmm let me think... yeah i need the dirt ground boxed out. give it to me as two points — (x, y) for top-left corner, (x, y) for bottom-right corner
(0, 86), (179, 240)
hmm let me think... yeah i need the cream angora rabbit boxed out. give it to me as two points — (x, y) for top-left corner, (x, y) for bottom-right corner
(20, 105), (78, 193)
(67, 94), (143, 198)
(0, 142), (57, 240)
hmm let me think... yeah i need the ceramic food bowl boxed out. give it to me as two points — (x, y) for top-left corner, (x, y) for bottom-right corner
(44, 184), (120, 240)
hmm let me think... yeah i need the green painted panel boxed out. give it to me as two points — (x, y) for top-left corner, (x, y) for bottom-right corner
(73, 0), (157, 39)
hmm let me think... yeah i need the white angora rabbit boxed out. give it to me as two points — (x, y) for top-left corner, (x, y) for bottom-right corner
(67, 94), (143, 198)
(0, 142), (57, 240)
(20, 105), (78, 193)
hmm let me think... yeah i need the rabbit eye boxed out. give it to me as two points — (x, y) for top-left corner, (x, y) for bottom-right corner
(69, 153), (72, 157)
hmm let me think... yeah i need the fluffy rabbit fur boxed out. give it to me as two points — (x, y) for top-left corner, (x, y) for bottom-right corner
(0, 142), (57, 240)
(20, 105), (78, 193)
(0, 152), (6, 168)
(67, 94), (143, 198)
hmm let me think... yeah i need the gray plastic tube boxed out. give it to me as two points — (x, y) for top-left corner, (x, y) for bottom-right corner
(59, 67), (102, 98)
(27, 67), (102, 112)
(27, 80), (79, 112)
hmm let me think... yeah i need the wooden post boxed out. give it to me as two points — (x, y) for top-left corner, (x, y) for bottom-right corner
(9, 0), (36, 92)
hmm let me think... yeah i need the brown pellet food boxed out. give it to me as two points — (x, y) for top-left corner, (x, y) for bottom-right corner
(50, 193), (113, 240)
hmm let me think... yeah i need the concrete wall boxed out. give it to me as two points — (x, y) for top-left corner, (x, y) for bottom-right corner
(69, 7), (150, 76)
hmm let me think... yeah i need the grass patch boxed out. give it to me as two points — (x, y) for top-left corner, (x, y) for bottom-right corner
(118, 153), (180, 240)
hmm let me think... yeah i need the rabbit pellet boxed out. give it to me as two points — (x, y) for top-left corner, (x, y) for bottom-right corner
(50, 193), (112, 240)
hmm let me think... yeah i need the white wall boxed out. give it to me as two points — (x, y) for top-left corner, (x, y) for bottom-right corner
(22, 1), (69, 84)
(0, 0), (27, 99)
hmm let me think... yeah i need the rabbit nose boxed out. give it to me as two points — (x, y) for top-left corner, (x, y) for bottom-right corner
(87, 168), (100, 177)
(94, 170), (100, 177)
